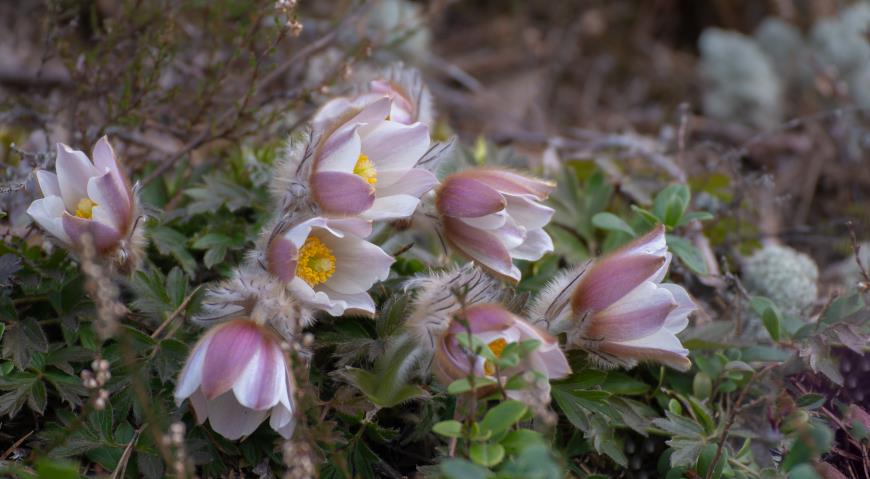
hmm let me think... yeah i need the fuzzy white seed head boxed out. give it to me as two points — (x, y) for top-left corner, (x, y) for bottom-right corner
(742, 244), (818, 318)
(404, 265), (503, 352)
(527, 260), (591, 335)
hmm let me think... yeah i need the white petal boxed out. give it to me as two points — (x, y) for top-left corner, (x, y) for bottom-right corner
(495, 220), (526, 250)
(174, 334), (213, 403)
(317, 126), (362, 173)
(614, 328), (688, 355)
(361, 121), (430, 172)
(661, 283), (694, 333)
(459, 210), (508, 230)
(289, 278), (347, 316)
(360, 194), (422, 221)
(205, 391), (269, 440)
(510, 228), (553, 261)
(504, 195), (555, 230)
(270, 404), (296, 439)
(283, 217), (327, 248)
(317, 287), (376, 315)
(55, 143), (98, 212)
(320, 235), (394, 294)
(376, 168), (437, 195)
(324, 218), (373, 238)
(36, 171), (61, 197)
(26, 196), (71, 244)
(189, 390), (208, 425)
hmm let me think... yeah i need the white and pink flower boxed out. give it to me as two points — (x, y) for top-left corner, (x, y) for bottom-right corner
(265, 217), (394, 316)
(435, 168), (556, 282)
(306, 96), (436, 221)
(174, 319), (296, 440)
(434, 303), (570, 399)
(530, 224), (696, 371)
(27, 137), (139, 264)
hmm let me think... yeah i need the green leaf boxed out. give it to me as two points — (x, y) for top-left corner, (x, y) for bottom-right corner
(653, 184), (690, 227)
(148, 225), (197, 276)
(601, 371), (650, 395)
(432, 420), (463, 438)
(787, 464), (822, 479)
(696, 443), (727, 479)
(36, 458), (79, 479)
(447, 377), (497, 395)
(2, 318), (49, 370)
(479, 400), (528, 437)
(469, 443), (505, 467)
(795, 393), (826, 410)
(821, 294), (865, 325)
(677, 211), (715, 226)
(28, 380), (47, 414)
(439, 458), (492, 479)
(631, 205), (660, 227)
(666, 235), (708, 275)
(499, 429), (545, 454)
(591, 212), (636, 237)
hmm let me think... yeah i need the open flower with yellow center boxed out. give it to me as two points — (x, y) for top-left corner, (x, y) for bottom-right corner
(307, 95), (437, 221)
(26, 137), (139, 262)
(265, 217), (394, 316)
(433, 304), (570, 401)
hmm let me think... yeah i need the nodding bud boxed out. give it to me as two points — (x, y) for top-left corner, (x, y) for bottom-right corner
(26, 136), (144, 273)
(435, 168), (556, 282)
(174, 319), (296, 440)
(404, 265), (504, 352)
(530, 225), (696, 371)
(432, 303), (570, 401)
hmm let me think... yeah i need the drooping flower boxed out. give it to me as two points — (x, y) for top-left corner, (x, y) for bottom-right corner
(174, 319), (296, 440)
(435, 168), (556, 282)
(26, 137), (142, 270)
(265, 217), (394, 316)
(433, 303), (570, 399)
(529, 224), (696, 371)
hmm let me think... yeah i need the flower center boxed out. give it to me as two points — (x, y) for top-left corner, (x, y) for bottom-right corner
(483, 338), (508, 376)
(353, 154), (377, 185)
(75, 198), (97, 219)
(295, 236), (336, 286)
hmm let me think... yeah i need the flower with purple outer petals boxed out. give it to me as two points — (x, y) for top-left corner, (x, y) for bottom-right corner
(265, 217), (394, 316)
(26, 137), (141, 268)
(434, 303), (570, 400)
(529, 224), (696, 371)
(435, 168), (556, 282)
(174, 319), (296, 440)
(305, 95), (436, 222)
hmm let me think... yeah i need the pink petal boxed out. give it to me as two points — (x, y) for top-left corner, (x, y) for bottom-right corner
(437, 177), (505, 218)
(233, 338), (285, 410)
(267, 236), (298, 283)
(585, 282), (677, 342)
(571, 253), (665, 314)
(92, 136), (131, 199)
(87, 170), (131, 233)
(36, 170), (61, 197)
(443, 217), (517, 281)
(201, 321), (263, 399)
(457, 168), (554, 200)
(62, 212), (122, 252)
(361, 121), (430, 172)
(310, 171), (375, 215)
(450, 304), (515, 334)
(350, 97), (392, 137)
(56, 143), (98, 212)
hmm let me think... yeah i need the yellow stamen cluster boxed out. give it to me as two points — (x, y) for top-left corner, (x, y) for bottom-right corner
(483, 338), (508, 376)
(75, 198), (97, 219)
(353, 154), (377, 185)
(295, 236), (336, 287)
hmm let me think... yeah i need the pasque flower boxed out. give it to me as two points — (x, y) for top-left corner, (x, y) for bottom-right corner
(435, 168), (556, 282)
(305, 96), (436, 221)
(530, 224), (696, 371)
(174, 319), (296, 440)
(434, 303), (570, 399)
(27, 137), (141, 269)
(265, 217), (394, 316)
